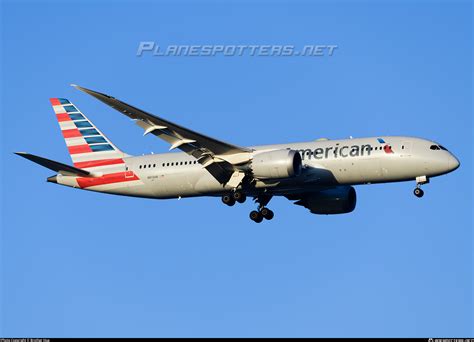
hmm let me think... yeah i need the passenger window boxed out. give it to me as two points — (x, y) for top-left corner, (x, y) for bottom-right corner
(180, 162), (183, 165)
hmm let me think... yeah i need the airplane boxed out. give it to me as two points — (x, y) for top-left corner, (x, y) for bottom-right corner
(16, 85), (460, 223)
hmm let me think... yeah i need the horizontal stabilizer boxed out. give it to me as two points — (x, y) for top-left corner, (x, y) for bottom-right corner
(15, 152), (90, 176)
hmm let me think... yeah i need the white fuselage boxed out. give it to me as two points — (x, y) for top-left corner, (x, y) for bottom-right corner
(55, 136), (459, 199)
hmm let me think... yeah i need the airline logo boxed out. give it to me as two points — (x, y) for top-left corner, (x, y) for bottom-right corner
(50, 98), (142, 190)
(377, 138), (394, 154)
(50, 98), (125, 168)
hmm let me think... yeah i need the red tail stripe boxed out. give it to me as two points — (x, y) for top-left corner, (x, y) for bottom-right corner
(50, 98), (61, 106)
(77, 171), (139, 188)
(62, 128), (82, 138)
(74, 158), (125, 168)
(56, 113), (71, 122)
(68, 144), (93, 154)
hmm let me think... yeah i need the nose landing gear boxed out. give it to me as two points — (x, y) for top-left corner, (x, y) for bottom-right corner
(413, 175), (429, 198)
(414, 187), (424, 198)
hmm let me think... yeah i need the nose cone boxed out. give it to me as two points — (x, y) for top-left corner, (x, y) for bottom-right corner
(448, 154), (460, 172)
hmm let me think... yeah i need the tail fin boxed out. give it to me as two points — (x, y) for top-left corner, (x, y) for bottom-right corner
(50, 98), (128, 169)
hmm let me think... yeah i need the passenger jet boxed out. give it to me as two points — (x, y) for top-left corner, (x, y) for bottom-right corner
(16, 85), (460, 223)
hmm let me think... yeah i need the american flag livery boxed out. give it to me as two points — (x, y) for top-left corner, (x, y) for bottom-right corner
(50, 98), (141, 190)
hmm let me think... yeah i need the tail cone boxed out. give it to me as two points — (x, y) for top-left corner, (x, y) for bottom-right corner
(47, 175), (58, 183)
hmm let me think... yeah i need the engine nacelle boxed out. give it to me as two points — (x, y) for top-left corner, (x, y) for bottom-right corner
(251, 149), (302, 179)
(297, 186), (357, 215)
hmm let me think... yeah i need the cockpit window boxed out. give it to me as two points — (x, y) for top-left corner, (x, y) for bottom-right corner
(430, 144), (448, 151)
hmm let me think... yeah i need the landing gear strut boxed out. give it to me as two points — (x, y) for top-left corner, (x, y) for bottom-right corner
(249, 195), (274, 223)
(413, 175), (429, 198)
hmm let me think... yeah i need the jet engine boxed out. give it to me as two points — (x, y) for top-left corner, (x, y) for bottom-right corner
(251, 149), (302, 179)
(295, 186), (357, 214)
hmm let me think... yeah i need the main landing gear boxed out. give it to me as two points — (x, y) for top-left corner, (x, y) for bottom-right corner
(221, 191), (247, 206)
(249, 195), (274, 223)
(413, 175), (429, 198)
(249, 207), (274, 223)
(221, 192), (274, 223)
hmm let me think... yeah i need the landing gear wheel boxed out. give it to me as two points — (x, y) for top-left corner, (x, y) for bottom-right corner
(249, 210), (263, 223)
(260, 207), (274, 220)
(222, 194), (236, 206)
(414, 188), (424, 198)
(233, 191), (247, 203)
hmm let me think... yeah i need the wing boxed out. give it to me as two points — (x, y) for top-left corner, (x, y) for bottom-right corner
(72, 85), (252, 185)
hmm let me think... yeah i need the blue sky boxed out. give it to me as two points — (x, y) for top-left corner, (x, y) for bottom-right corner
(1, 0), (472, 337)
